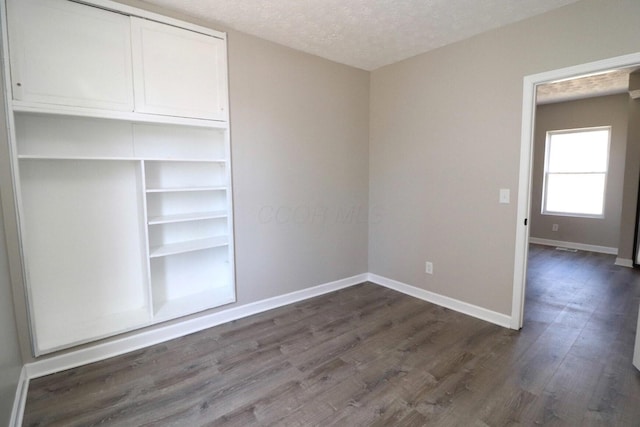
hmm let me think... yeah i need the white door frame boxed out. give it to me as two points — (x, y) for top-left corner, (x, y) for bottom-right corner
(511, 52), (640, 329)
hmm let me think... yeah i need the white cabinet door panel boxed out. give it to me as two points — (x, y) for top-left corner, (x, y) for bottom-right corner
(131, 17), (227, 121)
(20, 159), (150, 353)
(7, 0), (134, 111)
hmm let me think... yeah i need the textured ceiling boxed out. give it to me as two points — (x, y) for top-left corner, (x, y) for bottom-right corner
(537, 69), (637, 105)
(141, 0), (580, 70)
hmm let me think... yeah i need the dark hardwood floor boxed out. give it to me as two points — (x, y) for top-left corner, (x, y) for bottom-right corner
(23, 245), (640, 425)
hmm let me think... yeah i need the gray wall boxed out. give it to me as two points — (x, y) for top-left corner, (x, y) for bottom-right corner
(228, 31), (370, 302)
(369, 0), (640, 315)
(530, 94), (629, 249)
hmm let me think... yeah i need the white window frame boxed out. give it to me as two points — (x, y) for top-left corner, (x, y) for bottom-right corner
(541, 126), (611, 219)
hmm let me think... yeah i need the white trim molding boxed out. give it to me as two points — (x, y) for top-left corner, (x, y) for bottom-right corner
(615, 257), (634, 268)
(512, 51), (640, 330)
(25, 273), (368, 379)
(24, 271), (517, 381)
(368, 273), (512, 329)
(9, 366), (28, 427)
(529, 237), (618, 255)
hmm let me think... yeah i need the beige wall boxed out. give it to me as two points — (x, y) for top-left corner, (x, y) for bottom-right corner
(369, 0), (640, 315)
(530, 94), (629, 248)
(228, 31), (370, 301)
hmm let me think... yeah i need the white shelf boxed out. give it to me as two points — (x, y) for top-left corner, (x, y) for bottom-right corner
(149, 236), (229, 258)
(18, 155), (226, 162)
(148, 210), (227, 225)
(153, 287), (235, 321)
(12, 100), (229, 129)
(19, 155), (137, 161)
(146, 185), (226, 193)
(144, 158), (226, 163)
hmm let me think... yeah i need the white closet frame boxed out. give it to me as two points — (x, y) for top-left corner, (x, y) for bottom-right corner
(0, 0), (236, 356)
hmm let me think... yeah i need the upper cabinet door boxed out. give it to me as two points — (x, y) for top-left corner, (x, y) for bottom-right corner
(7, 0), (134, 111)
(131, 17), (228, 121)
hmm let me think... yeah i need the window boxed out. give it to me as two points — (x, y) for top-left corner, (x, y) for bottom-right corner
(542, 127), (611, 217)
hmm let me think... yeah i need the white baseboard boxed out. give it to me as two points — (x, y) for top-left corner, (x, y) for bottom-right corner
(529, 237), (618, 255)
(367, 273), (512, 328)
(9, 366), (28, 427)
(615, 257), (634, 268)
(25, 273), (368, 380)
(24, 271), (514, 384)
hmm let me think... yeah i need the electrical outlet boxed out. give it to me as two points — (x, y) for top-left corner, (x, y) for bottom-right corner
(552, 224), (559, 232)
(425, 261), (433, 275)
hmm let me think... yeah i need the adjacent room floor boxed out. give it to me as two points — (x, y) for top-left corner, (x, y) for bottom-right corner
(23, 245), (640, 425)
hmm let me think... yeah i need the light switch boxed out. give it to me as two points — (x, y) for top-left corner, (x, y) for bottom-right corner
(499, 188), (510, 204)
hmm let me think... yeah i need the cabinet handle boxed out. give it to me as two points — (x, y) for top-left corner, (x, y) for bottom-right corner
(16, 82), (21, 87)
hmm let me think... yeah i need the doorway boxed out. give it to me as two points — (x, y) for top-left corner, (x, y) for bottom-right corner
(511, 52), (640, 329)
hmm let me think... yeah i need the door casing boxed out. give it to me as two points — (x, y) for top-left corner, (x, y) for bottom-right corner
(511, 52), (640, 329)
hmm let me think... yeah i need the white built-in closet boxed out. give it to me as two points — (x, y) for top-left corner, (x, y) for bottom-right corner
(2, 0), (235, 355)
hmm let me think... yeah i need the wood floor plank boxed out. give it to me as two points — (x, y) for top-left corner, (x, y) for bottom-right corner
(522, 353), (604, 425)
(23, 247), (640, 426)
